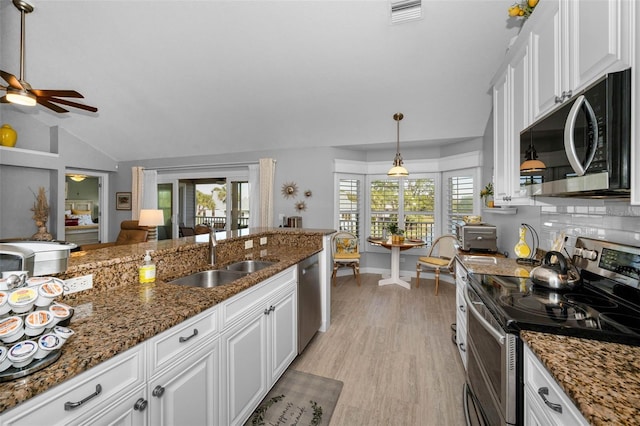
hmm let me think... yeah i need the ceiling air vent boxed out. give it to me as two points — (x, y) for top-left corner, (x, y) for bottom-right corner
(390, 0), (422, 24)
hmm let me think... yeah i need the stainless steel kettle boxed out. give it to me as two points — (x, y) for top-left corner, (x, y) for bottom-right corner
(530, 251), (581, 290)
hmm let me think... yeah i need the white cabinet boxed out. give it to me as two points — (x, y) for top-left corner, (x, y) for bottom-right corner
(75, 387), (148, 426)
(147, 341), (219, 426)
(523, 344), (588, 426)
(493, 41), (533, 206)
(220, 268), (297, 426)
(0, 345), (146, 426)
(146, 306), (220, 426)
(530, 0), (633, 122)
(454, 260), (468, 369)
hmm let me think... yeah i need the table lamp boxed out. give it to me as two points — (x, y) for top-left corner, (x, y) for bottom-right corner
(138, 209), (164, 242)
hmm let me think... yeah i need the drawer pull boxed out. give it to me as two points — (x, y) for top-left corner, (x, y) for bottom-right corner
(134, 398), (148, 411)
(152, 385), (166, 398)
(179, 328), (199, 343)
(64, 384), (102, 411)
(538, 387), (563, 414)
(458, 342), (466, 353)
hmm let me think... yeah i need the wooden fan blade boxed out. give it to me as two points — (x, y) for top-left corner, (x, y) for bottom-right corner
(36, 98), (69, 113)
(31, 89), (84, 98)
(46, 97), (98, 113)
(0, 95), (10, 103)
(0, 69), (24, 90)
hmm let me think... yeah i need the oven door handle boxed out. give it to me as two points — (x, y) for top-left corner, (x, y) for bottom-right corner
(464, 285), (505, 345)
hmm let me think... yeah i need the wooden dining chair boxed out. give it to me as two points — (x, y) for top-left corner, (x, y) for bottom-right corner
(331, 231), (361, 286)
(416, 234), (458, 295)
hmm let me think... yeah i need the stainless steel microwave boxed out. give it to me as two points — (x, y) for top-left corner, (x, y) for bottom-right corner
(520, 68), (631, 197)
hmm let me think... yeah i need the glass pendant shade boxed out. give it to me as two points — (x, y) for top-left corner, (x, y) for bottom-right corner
(520, 145), (546, 172)
(388, 112), (408, 177)
(68, 174), (87, 182)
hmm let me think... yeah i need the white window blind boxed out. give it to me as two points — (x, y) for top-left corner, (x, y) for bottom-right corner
(446, 175), (474, 235)
(338, 178), (361, 236)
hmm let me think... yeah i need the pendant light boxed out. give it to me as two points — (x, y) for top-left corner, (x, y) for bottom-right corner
(388, 112), (408, 177)
(520, 135), (546, 172)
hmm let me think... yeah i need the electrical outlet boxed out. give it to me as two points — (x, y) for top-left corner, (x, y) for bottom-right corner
(64, 274), (93, 294)
(245, 240), (254, 249)
(260, 237), (267, 245)
(260, 249), (268, 257)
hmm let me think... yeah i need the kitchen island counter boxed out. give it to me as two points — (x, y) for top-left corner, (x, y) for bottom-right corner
(522, 330), (640, 425)
(0, 228), (334, 414)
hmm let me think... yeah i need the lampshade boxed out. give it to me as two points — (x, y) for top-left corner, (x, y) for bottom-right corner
(520, 145), (546, 172)
(68, 174), (87, 182)
(138, 209), (165, 227)
(388, 112), (409, 177)
(6, 89), (37, 106)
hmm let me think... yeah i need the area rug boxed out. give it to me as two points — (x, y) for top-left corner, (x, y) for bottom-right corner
(245, 370), (344, 426)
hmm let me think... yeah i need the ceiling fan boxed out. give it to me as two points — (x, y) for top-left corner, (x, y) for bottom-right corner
(0, 0), (98, 113)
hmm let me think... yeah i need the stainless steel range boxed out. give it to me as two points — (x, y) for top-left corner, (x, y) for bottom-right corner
(463, 237), (640, 426)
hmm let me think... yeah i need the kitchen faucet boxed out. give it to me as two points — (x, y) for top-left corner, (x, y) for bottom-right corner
(209, 228), (217, 266)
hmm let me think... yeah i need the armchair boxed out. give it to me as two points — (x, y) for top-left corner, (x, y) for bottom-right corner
(80, 220), (150, 251)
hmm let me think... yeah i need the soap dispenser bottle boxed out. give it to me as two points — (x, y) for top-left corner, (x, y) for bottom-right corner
(139, 250), (156, 284)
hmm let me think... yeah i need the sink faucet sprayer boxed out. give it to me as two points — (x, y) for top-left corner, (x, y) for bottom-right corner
(209, 229), (217, 265)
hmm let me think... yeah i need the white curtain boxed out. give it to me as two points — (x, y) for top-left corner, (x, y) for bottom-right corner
(131, 167), (158, 219)
(259, 158), (276, 227)
(248, 164), (260, 228)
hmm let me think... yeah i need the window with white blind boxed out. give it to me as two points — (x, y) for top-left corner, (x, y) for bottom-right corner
(369, 175), (437, 244)
(337, 177), (362, 236)
(444, 170), (476, 235)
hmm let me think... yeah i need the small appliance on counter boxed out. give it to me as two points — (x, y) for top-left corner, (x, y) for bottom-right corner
(283, 216), (303, 228)
(0, 241), (76, 276)
(456, 223), (497, 253)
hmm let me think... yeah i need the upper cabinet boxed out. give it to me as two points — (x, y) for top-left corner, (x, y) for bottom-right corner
(531, 0), (633, 122)
(492, 0), (635, 205)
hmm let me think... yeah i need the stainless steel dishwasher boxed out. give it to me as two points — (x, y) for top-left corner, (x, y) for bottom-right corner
(298, 253), (321, 354)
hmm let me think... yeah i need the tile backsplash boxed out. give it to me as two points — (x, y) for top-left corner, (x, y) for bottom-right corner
(539, 201), (640, 253)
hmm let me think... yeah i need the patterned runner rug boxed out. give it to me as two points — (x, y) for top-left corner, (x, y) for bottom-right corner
(245, 369), (344, 426)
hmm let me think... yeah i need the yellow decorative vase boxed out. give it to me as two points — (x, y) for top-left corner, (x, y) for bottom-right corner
(0, 124), (17, 147)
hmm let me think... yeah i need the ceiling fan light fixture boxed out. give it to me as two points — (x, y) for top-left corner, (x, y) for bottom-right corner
(388, 112), (409, 177)
(6, 89), (36, 106)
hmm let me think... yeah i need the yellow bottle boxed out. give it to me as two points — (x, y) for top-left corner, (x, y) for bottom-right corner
(139, 250), (156, 284)
(514, 226), (531, 259)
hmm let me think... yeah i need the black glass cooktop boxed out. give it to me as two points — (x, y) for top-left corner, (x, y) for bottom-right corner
(468, 272), (640, 346)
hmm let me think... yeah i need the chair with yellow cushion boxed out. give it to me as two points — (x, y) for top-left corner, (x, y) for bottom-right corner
(331, 231), (361, 286)
(416, 234), (458, 295)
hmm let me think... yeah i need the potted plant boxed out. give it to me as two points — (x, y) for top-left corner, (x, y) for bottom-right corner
(480, 182), (494, 208)
(385, 223), (405, 244)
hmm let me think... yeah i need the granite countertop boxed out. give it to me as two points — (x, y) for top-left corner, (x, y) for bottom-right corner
(0, 228), (332, 414)
(521, 331), (640, 425)
(456, 253), (536, 276)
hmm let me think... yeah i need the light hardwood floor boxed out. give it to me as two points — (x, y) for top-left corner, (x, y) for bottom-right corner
(290, 273), (467, 425)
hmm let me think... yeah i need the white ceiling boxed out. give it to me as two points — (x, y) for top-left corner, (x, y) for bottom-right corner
(0, 0), (521, 162)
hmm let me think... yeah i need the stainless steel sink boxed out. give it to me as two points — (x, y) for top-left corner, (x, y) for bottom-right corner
(224, 260), (276, 273)
(169, 269), (248, 288)
(462, 255), (498, 264)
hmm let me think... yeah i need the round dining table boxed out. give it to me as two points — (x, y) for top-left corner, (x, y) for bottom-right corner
(367, 237), (425, 289)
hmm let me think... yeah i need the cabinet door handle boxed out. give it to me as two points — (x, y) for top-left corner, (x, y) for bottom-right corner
(458, 304), (466, 313)
(134, 398), (148, 411)
(179, 328), (198, 343)
(64, 384), (102, 411)
(152, 385), (165, 398)
(458, 342), (466, 353)
(269, 305), (275, 312)
(537, 386), (563, 414)
(264, 308), (270, 315)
